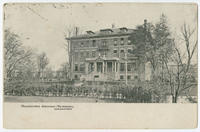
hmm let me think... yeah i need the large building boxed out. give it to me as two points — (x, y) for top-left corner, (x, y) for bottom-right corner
(67, 21), (149, 83)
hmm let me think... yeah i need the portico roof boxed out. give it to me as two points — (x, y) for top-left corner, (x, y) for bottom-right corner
(85, 56), (120, 62)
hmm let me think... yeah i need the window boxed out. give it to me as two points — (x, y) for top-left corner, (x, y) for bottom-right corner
(74, 75), (78, 79)
(120, 75), (124, 80)
(80, 42), (84, 47)
(75, 64), (78, 71)
(134, 75), (138, 79)
(97, 62), (103, 73)
(75, 52), (79, 61)
(80, 52), (84, 58)
(128, 40), (131, 45)
(92, 40), (96, 47)
(127, 75), (131, 80)
(128, 49), (132, 53)
(120, 50), (124, 53)
(127, 64), (131, 71)
(80, 64), (85, 72)
(89, 63), (94, 72)
(94, 75), (99, 78)
(113, 50), (117, 53)
(103, 41), (106, 46)
(133, 63), (136, 70)
(120, 63), (125, 71)
(86, 52), (90, 58)
(114, 39), (117, 46)
(120, 38), (124, 45)
(92, 51), (96, 57)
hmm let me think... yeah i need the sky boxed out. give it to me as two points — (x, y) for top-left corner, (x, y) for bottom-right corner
(4, 3), (197, 70)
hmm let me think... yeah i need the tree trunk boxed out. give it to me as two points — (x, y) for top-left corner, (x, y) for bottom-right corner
(172, 96), (177, 103)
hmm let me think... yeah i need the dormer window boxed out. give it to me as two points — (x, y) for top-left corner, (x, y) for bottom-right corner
(119, 27), (128, 32)
(100, 29), (113, 34)
(86, 30), (95, 35)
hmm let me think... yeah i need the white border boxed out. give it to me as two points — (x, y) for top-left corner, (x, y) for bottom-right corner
(0, 0), (199, 132)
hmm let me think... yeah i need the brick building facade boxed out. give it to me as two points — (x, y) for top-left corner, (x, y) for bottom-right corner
(67, 25), (148, 83)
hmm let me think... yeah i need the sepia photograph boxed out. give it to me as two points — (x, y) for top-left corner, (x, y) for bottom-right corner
(3, 3), (198, 103)
(2, 2), (198, 129)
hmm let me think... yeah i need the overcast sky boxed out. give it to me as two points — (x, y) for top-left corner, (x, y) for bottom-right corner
(4, 3), (197, 70)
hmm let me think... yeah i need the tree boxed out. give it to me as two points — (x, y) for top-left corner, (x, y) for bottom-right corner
(4, 29), (34, 81)
(129, 14), (173, 77)
(129, 14), (179, 102)
(59, 62), (69, 79)
(163, 23), (197, 103)
(37, 52), (49, 79)
(64, 26), (81, 80)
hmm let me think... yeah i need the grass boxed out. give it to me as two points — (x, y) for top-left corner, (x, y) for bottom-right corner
(4, 96), (124, 103)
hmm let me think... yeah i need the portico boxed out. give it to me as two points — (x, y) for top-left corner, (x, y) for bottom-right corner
(85, 56), (120, 81)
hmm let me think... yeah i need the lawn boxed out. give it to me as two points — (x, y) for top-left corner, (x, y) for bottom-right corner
(4, 96), (123, 103)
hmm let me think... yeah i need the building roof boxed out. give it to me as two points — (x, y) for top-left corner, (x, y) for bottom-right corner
(67, 27), (136, 40)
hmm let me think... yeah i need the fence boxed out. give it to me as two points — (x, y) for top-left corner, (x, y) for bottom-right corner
(4, 80), (159, 103)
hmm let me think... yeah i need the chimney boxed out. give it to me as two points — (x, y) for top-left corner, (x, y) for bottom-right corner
(75, 27), (79, 36)
(144, 19), (147, 30)
(112, 23), (115, 29)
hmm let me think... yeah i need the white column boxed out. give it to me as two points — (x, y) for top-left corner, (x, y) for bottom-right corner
(103, 61), (104, 73)
(94, 62), (97, 72)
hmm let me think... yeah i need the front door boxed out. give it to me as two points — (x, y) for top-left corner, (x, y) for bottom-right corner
(97, 62), (103, 73)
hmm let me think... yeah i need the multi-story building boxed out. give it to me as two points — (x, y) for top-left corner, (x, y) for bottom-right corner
(67, 22), (148, 83)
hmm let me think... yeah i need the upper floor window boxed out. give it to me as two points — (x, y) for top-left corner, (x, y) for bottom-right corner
(120, 75), (124, 80)
(120, 63), (125, 71)
(74, 52), (79, 60)
(127, 63), (132, 71)
(92, 51), (96, 57)
(75, 64), (78, 71)
(80, 42), (84, 47)
(102, 41), (106, 46)
(80, 52), (84, 58)
(120, 38), (124, 45)
(128, 49), (132, 53)
(86, 52), (90, 58)
(113, 50), (118, 53)
(92, 40), (96, 47)
(114, 39), (117, 46)
(120, 49), (124, 53)
(128, 40), (131, 45)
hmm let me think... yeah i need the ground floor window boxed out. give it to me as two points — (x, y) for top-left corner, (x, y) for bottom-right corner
(97, 62), (103, 73)
(127, 75), (131, 80)
(120, 75), (124, 80)
(74, 74), (78, 79)
(80, 64), (85, 72)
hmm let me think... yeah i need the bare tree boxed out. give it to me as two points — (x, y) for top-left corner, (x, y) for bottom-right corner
(64, 26), (81, 80)
(59, 62), (70, 79)
(4, 29), (34, 80)
(37, 52), (49, 80)
(163, 23), (197, 103)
